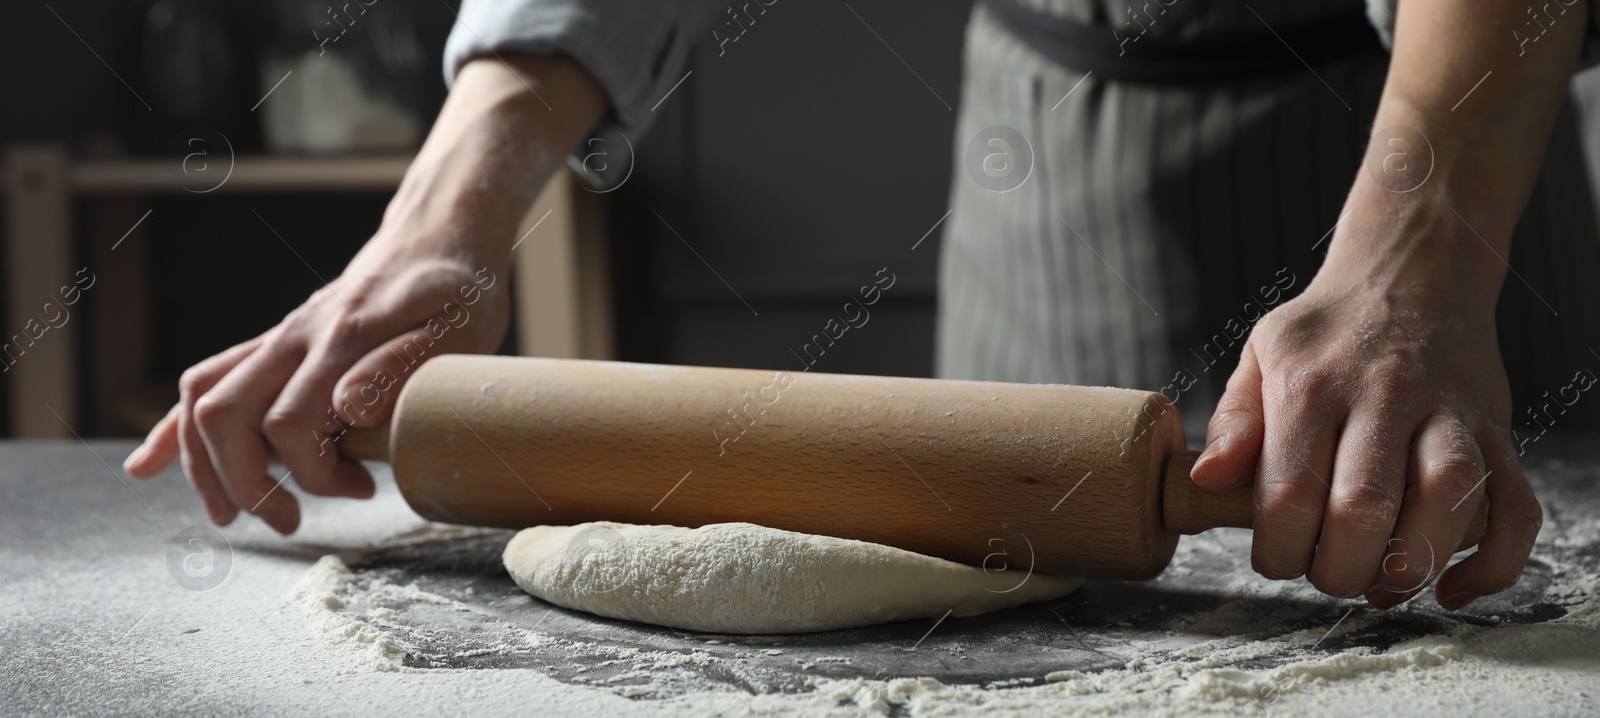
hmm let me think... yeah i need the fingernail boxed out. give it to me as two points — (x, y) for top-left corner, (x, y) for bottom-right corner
(342, 382), (387, 426)
(1440, 590), (1480, 611)
(343, 480), (376, 500)
(1365, 587), (1406, 611)
(331, 463), (376, 499)
(125, 443), (148, 468)
(1193, 435), (1228, 471)
(264, 511), (298, 536)
(202, 495), (226, 523)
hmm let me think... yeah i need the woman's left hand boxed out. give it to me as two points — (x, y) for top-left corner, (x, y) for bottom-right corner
(1191, 255), (1542, 611)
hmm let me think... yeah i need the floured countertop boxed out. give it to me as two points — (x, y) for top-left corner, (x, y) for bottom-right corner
(3, 437), (1598, 716)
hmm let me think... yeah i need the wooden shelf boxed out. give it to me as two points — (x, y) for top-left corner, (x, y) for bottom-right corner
(3, 142), (610, 438)
(70, 154), (414, 194)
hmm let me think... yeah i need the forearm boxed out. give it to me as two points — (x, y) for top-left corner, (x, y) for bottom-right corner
(124, 54), (611, 532)
(1326, 0), (1586, 314)
(372, 54), (608, 268)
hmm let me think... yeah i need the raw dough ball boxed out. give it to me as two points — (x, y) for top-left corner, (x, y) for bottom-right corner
(503, 521), (1083, 634)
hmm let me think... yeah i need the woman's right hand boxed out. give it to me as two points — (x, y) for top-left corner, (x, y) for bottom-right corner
(122, 54), (608, 534)
(123, 246), (511, 534)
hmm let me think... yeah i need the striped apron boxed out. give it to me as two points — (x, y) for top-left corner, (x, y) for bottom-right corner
(936, 0), (1600, 435)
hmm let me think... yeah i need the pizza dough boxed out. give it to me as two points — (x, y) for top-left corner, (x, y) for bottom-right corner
(502, 521), (1083, 634)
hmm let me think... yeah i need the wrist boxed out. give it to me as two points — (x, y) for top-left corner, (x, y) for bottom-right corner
(379, 54), (607, 263)
(1315, 175), (1507, 320)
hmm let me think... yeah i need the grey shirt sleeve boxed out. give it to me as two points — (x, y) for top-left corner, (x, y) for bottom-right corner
(1365, 0), (1600, 67)
(442, 0), (731, 183)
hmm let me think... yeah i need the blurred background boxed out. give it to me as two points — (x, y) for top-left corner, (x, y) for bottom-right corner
(5, 0), (1600, 439)
(0, 0), (971, 439)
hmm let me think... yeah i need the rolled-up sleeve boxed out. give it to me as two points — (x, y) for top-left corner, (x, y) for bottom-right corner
(443, 0), (728, 140)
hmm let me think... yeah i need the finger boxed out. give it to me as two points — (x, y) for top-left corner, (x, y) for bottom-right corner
(1365, 415), (1485, 610)
(193, 336), (307, 535)
(178, 401), (238, 526)
(1192, 341), (1266, 491)
(172, 337), (266, 523)
(127, 338), (262, 479)
(310, 325), (491, 499)
(124, 404), (180, 479)
(262, 317), (378, 499)
(1251, 371), (1342, 581)
(326, 460), (377, 501)
(1435, 436), (1542, 611)
(1308, 407), (1412, 599)
(330, 325), (471, 429)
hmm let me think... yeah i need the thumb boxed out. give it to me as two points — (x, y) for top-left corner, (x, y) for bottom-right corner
(328, 326), (474, 429)
(1192, 339), (1266, 491)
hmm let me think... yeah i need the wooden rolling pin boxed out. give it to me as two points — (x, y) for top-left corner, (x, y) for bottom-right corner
(336, 355), (1488, 580)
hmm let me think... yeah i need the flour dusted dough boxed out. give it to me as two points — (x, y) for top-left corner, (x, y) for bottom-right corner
(503, 522), (1083, 634)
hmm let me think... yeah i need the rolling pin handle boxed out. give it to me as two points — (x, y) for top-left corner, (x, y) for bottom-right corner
(1162, 449), (1253, 535)
(335, 425), (391, 463)
(1161, 447), (1492, 553)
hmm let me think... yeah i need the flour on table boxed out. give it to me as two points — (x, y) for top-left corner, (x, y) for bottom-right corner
(286, 457), (1600, 716)
(290, 521), (1600, 716)
(502, 522), (1084, 634)
(289, 522), (506, 673)
(292, 555), (413, 672)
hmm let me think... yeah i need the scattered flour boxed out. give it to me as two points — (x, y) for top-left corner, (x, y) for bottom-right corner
(791, 618), (1599, 717)
(289, 513), (1600, 716)
(289, 523), (507, 673)
(291, 555), (419, 673)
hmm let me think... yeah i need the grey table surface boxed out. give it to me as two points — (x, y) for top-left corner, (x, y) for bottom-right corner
(3, 436), (1597, 715)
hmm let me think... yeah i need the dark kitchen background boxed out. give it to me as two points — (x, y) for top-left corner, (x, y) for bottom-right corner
(0, 0), (972, 438)
(5, 0), (1600, 438)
